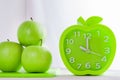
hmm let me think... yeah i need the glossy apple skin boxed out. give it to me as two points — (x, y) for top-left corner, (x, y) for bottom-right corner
(17, 21), (45, 46)
(21, 46), (52, 73)
(0, 41), (23, 72)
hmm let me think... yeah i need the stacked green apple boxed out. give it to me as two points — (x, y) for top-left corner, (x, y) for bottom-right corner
(0, 40), (23, 72)
(0, 18), (52, 73)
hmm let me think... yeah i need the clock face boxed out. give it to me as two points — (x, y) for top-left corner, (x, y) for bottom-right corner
(60, 24), (116, 75)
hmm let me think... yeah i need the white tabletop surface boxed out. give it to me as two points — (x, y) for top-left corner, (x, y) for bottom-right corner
(0, 68), (120, 80)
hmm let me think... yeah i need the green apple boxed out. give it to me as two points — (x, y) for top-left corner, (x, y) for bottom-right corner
(17, 18), (45, 46)
(21, 46), (52, 73)
(0, 41), (23, 72)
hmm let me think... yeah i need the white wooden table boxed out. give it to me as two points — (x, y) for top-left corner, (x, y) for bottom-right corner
(0, 68), (120, 80)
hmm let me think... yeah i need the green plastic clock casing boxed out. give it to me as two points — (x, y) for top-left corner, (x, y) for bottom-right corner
(59, 16), (116, 75)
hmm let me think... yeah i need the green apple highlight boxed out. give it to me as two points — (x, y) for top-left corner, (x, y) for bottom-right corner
(21, 46), (52, 73)
(0, 41), (23, 72)
(17, 18), (45, 46)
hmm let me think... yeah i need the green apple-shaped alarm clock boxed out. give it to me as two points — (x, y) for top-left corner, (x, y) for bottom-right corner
(59, 16), (116, 75)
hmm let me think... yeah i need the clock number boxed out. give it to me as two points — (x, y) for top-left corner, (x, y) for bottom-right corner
(69, 57), (75, 63)
(74, 31), (80, 37)
(104, 47), (110, 54)
(83, 33), (87, 39)
(101, 56), (107, 62)
(85, 62), (91, 69)
(96, 63), (101, 69)
(97, 30), (100, 36)
(77, 64), (82, 69)
(65, 48), (71, 54)
(66, 39), (74, 44)
(84, 33), (92, 39)
(104, 36), (109, 42)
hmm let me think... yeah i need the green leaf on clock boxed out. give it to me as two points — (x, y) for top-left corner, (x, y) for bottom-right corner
(85, 16), (103, 26)
(77, 16), (85, 26)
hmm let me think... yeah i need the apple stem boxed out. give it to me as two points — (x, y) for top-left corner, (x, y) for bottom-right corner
(40, 39), (43, 46)
(7, 39), (10, 42)
(30, 17), (33, 21)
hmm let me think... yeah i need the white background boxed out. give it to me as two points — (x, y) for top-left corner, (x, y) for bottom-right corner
(0, 0), (120, 70)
